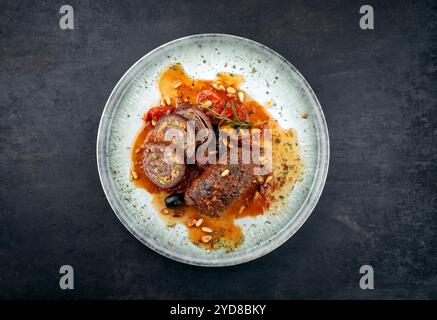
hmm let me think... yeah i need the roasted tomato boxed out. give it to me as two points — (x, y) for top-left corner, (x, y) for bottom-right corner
(197, 89), (225, 114)
(236, 104), (247, 121)
(223, 101), (247, 121)
(144, 104), (176, 122)
(198, 89), (247, 123)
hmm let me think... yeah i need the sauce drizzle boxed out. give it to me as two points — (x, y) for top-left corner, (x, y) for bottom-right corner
(131, 64), (304, 250)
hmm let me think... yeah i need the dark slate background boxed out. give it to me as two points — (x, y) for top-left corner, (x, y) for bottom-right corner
(1, 0), (436, 299)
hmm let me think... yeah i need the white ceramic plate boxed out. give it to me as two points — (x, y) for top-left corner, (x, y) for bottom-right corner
(97, 34), (329, 266)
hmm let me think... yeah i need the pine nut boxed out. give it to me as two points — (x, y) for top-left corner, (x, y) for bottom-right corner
(221, 169), (230, 177)
(131, 170), (138, 180)
(239, 205), (245, 214)
(238, 91), (245, 103)
(165, 96), (172, 106)
(253, 191), (260, 200)
(203, 100), (212, 108)
(161, 208), (170, 215)
(264, 175), (273, 185)
(174, 81), (182, 89)
(151, 119), (156, 126)
(265, 100), (273, 107)
(201, 235), (212, 243)
(226, 87), (236, 94)
(195, 218), (204, 227)
(256, 175), (264, 184)
(187, 218), (197, 227)
(201, 227), (213, 233)
(218, 84), (226, 91)
(160, 98), (166, 106)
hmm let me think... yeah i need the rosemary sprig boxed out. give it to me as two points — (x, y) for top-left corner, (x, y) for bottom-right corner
(200, 103), (252, 130)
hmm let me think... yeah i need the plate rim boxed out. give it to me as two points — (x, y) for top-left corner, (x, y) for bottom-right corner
(96, 33), (330, 267)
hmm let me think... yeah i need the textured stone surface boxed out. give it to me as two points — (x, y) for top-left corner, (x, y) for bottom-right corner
(0, 0), (436, 299)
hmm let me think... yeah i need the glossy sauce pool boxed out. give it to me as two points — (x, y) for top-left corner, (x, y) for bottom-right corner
(131, 64), (303, 251)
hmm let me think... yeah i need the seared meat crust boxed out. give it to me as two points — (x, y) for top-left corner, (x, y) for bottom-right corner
(184, 163), (256, 216)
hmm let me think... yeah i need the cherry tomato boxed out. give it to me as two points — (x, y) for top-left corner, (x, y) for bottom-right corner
(224, 107), (233, 118)
(144, 104), (175, 122)
(235, 104), (247, 121)
(198, 88), (247, 124)
(223, 103), (247, 121)
(197, 89), (225, 113)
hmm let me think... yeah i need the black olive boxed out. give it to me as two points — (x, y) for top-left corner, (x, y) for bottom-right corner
(165, 193), (185, 208)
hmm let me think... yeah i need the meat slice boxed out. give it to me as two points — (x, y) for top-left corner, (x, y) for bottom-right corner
(142, 142), (186, 189)
(184, 163), (257, 217)
(150, 114), (187, 142)
(175, 106), (213, 140)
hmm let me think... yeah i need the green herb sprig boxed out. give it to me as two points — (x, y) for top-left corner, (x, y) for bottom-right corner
(200, 103), (252, 131)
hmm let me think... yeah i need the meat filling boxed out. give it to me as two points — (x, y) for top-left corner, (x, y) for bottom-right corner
(142, 142), (186, 189)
